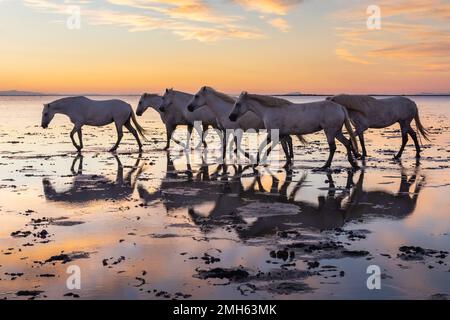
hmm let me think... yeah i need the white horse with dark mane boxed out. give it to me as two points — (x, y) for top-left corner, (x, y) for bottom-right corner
(229, 92), (359, 169)
(136, 93), (163, 117)
(160, 89), (219, 149)
(327, 94), (430, 159)
(136, 93), (181, 150)
(41, 96), (147, 152)
(187, 86), (265, 160)
(187, 86), (305, 161)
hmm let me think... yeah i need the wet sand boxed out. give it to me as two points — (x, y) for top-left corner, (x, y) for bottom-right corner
(0, 95), (449, 300)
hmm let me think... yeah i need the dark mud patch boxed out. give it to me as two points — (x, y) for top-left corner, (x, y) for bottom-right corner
(333, 228), (371, 241)
(265, 281), (314, 295)
(286, 240), (372, 260)
(102, 256), (126, 267)
(201, 253), (221, 264)
(50, 220), (85, 227)
(11, 230), (32, 238)
(195, 267), (250, 281)
(397, 246), (448, 261)
(16, 290), (44, 297)
(342, 250), (370, 257)
(29, 216), (84, 227)
(42, 251), (91, 265)
(148, 233), (190, 239)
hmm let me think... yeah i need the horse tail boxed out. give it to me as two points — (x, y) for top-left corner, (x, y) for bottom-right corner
(130, 107), (149, 141)
(414, 107), (431, 142)
(343, 108), (359, 154)
(296, 135), (308, 145)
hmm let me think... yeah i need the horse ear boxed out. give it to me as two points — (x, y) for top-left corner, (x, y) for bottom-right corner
(165, 88), (169, 94)
(243, 91), (248, 97)
(202, 86), (207, 92)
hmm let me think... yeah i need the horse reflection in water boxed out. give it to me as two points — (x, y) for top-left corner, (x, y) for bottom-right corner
(138, 151), (238, 212)
(43, 153), (144, 203)
(238, 164), (424, 238)
(138, 152), (424, 238)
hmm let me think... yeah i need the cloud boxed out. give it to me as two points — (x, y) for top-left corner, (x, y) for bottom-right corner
(269, 18), (290, 32)
(335, 48), (370, 65)
(332, 0), (450, 72)
(233, 0), (303, 15)
(107, 0), (238, 24)
(368, 42), (450, 59)
(23, 0), (263, 41)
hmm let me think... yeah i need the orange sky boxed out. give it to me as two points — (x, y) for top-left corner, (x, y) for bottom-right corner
(0, 0), (449, 94)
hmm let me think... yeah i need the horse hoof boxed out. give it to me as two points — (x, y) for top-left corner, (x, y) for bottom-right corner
(416, 154), (421, 159)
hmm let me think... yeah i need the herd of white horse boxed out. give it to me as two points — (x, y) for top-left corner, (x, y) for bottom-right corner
(41, 87), (430, 169)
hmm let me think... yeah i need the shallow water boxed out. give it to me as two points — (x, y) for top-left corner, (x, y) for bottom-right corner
(0, 95), (449, 300)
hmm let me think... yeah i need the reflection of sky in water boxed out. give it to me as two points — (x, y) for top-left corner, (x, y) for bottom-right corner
(0, 96), (449, 299)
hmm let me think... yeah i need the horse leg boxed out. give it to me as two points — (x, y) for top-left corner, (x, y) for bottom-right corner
(110, 123), (124, 152)
(394, 122), (409, 159)
(164, 124), (173, 150)
(124, 120), (143, 151)
(336, 131), (359, 169)
(220, 129), (227, 160)
(233, 135), (238, 155)
(347, 125), (363, 159)
(77, 128), (83, 152)
(257, 134), (271, 164)
(70, 126), (81, 151)
(321, 130), (337, 170)
(234, 131), (253, 162)
(287, 135), (294, 159)
(202, 124), (209, 148)
(168, 125), (187, 149)
(358, 133), (367, 159)
(407, 125), (421, 158)
(187, 124), (194, 150)
(281, 136), (292, 168)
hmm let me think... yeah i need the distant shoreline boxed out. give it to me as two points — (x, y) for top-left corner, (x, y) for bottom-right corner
(1, 92), (450, 97)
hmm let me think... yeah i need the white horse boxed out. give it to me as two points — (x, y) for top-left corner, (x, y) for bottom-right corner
(136, 92), (185, 150)
(136, 93), (163, 117)
(327, 95), (430, 159)
(41, 96), (147, 152)
(186, 86), (302, 161)
(160, 89), (218, 149)
(229, 92), (359, 169)
(186, 86), (265, 159)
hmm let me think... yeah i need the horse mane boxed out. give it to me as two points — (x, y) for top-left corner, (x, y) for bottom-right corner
(143, 93), (160, 99)
(246, 93), (292, 108)
(330, 94), (376, 115)
(50, 96), (88, 107)
(172, 90), (193, 98)
(204, 87), (235, 104)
